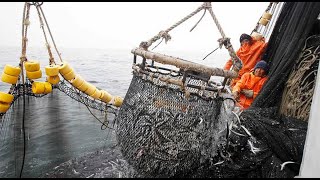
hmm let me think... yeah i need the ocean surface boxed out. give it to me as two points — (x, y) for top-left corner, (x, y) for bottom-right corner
(0, 46), (229, 177)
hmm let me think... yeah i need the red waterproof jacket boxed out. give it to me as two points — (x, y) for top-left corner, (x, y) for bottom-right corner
(232, 71), (268, 109)
(224, 38), (267, 87)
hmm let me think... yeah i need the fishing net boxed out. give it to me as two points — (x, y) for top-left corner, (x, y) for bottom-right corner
(115, 1), (320, 178)
(115, 63), (237, 177)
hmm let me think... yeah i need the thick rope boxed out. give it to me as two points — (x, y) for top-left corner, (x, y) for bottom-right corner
(206, 5), (242, 85)
(35, 4), (55, 65)
(139, 3), (206, 50)
(38, 4), (63, 62)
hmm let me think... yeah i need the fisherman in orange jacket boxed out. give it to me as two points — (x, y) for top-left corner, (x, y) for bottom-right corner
(232, 60), (269, 109)
(224, 33), (267, 87)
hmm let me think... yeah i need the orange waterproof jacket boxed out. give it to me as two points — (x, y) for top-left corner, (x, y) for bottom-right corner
(224, 39), (267, 87)
(232, 72), (268, 109)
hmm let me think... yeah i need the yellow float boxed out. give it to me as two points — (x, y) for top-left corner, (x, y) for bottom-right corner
(113, 96), (123, 107)
(77, 81), (89, 92)
(0, 91), (14, 103)
(24, 60), (40, 72)
(70, 75), (84, 88)
(26, 69), (42, 79)
(91, 89), (102, 99)
(63, 69), (76, 81)
(84, 83), (96, 96)
(0, 102), (10, 113)
(45, 64), (60, 76)
(32, 81), (45, 94)
(1, 72), (19, 84)
(4, 64), (21, 76)
(262, 12), (272, 20)
(100, 90), (112, 103)
(47, 75), (60, 85)
(44, 82), (53, 94)
(259, 18), (269, 26)
(58, 61), (72, 75)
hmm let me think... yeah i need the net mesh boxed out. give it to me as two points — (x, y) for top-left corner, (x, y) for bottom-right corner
(115, 66), (236, 177)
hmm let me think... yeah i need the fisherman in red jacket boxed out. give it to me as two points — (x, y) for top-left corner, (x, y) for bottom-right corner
(224, 33), (268, 88)
(232, 60), (269, 109)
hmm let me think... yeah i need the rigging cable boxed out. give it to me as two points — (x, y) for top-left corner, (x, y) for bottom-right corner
(202, 46), (220, 60)
(18, 2), (32, 177)
(71, 85), (115, 131)
(37, 2), (63, 62)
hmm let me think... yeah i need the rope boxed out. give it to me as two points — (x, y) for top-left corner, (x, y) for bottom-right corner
(206, 4), (242, 86)
(140, 2), (206, 49)
(189, 8), (207, 32)
(18, 2), (30, 177)
(202, 46), (220, 60)
(37, 4), (63, 62)
(19, 85), (27, 178)
(35, 4), (55, 65)
(72, 86), (115, 130)
(280, 35), (320, 121)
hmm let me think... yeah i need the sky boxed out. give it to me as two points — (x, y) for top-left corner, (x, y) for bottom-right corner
(0, 2), (270, 53)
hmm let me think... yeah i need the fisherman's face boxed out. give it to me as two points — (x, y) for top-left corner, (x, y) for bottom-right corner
(254, 68), (266, 77)
(241, 39), (251, 46)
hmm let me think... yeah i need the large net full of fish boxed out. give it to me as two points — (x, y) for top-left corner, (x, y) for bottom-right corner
(115, 62), (236, 177)
(115, 2), (320, 178)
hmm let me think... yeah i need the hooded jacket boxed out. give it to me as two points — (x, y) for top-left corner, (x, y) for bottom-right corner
(232, 71), (268, 109)
(224, 38), (267, 87)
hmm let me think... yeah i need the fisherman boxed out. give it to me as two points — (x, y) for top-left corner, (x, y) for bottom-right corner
(232, 60), (269, 109)
(224, 33), (268, 87)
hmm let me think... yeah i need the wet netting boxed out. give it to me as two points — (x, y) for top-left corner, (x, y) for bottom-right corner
(115, 2), (320, 178)
(116, 62), (236, 178)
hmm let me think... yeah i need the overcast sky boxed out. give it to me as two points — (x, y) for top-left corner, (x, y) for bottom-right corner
(0, 2), (269, 53)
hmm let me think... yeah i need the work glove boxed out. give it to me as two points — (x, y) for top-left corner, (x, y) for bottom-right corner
(241, 89), (254, 98)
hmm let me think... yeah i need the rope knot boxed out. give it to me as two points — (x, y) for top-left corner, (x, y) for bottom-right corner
(139, 41), (149, 50)
(20, 56), (27, 62)
(218, 37), (231, 49)
(159, 31), (171, 44)
(202, 2), (212, 9)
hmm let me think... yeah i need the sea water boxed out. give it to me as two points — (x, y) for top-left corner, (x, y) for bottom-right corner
(0, 46), (229, 177)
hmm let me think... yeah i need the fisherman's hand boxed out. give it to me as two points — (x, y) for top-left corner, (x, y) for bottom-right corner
(232, 91), (240, 101)
(241, 89), (254, 98)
